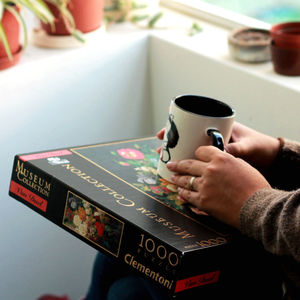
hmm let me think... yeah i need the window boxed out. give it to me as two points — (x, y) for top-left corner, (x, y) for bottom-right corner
(199, 0), (300, 24)
(161, 0), (300, 29)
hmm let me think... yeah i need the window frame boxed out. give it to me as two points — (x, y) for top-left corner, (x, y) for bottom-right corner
(160, 0), (270, 30)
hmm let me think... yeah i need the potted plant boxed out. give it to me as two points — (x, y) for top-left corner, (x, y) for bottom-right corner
(0, 0), (54, 70)
(270, 22), (300, 76)
(35, 0), (105, 47)
(104, 0), (162, 29)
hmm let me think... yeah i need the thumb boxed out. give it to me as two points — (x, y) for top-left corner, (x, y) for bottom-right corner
(225, 142), (242, 157)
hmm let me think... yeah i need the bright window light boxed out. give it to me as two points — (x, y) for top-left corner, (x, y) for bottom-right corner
(199, 0), (300, 24)
(161, 0), (300, 28)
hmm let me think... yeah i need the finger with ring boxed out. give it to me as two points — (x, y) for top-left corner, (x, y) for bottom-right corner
(189, 176), (196, 190)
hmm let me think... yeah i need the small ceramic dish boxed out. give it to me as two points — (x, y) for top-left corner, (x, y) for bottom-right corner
(228, 27), (271, 63)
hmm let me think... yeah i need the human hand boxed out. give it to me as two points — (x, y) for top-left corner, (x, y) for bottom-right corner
(156, 128), (165, 154)
(167, 146), (271, 229)
(225, 122), (280, 174)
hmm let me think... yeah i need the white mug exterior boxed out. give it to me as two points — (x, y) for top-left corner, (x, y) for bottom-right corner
(157, 96), (234, 182)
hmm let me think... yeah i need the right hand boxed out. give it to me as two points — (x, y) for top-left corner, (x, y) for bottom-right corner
(225, 122), (281, 174)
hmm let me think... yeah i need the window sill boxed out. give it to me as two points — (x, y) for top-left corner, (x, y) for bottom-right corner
(0, 8), (299, 141)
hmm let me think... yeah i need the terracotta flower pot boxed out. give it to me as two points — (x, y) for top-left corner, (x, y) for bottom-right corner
(0, 47), (23, 71)
(271, 42), (300, 76)
(0, 7), (21, 58)
(41, 0), (104, 36)
(270, 22), (300, 48)
(0, 6), (22, 70)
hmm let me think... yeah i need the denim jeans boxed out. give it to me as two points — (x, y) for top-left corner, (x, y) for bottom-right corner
(85, 252), (170, 300)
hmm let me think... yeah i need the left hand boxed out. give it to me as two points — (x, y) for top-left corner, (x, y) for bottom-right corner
(167, 146), (271, 229)
(156, 128), (165, 154)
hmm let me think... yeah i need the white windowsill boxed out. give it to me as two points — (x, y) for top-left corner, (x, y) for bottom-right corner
(2, 6), (299, 93)
(0, 6), (299, 140)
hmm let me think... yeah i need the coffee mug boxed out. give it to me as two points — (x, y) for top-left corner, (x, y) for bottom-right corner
(157, 94), (235, 182)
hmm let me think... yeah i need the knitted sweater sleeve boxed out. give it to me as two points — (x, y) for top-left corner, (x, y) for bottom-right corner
(267, 138), (300, 191)
(240, 188), (300, 262)
(240, 139), (300, 262)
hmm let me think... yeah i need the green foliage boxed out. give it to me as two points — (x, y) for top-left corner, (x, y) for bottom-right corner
(47, 0), (85, 42)
(104, 0), (163, 29)
(0, 0), (84, 60)
(188, 22), (202, 36)
(0, 0), (54, 59)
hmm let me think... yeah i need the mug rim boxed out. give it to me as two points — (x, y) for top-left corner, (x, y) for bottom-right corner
(173, 94), (235, 119)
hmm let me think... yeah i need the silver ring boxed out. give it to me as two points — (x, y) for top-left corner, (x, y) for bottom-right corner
(189, 176), (196, 190)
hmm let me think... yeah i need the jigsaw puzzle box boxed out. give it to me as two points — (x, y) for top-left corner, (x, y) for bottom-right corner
(9, 137), (282, 298)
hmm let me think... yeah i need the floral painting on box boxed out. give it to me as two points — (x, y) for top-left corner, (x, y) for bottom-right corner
(110, 142), (186, 211)
(63, 191), (124, 257)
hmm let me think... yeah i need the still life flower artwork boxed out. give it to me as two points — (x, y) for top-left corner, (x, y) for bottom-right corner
(110, 143), (185, 211)
(63, 191), (124, 256)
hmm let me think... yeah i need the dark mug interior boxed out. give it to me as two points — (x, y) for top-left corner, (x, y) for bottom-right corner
(174, 95), (234, 118)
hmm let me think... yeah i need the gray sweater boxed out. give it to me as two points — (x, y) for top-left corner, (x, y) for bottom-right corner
(240, 139), (300, 299)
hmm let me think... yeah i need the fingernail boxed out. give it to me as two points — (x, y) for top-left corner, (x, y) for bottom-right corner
(166, 161), (176, 170)
(177, 195), (187, 202)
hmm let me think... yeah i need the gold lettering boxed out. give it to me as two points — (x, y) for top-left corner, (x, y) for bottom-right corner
(60, 164), (136, 208)
(44, 181), (51, 191)
(196, 237), (227, 248)
(150, 270), (156, 279)
(156, 217), (166, 223)
(16, 160), (24, 173)
(136, 207), (151, 214)
(124, 253), (132, 264)
(116, 198), (135, 207)
(174, 231), (195, 239)
(15, 160), (51, 196)
(146, 213), (158, 219)
(137, 262), (145, 273)
(163, 221), (173, 227)
(170, 225), (181, 232)
(124, 253), (173, 289)
(87, 178), (98, 184)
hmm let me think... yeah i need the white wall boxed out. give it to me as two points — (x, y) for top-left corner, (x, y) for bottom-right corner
(0, 31), (152, 300)
(149, 34), (300, 141)
(1, 23), (300, 300)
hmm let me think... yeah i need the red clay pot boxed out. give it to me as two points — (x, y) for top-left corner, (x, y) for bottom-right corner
(41, 0), (104, 36)
(0, 46), (23, 70)
(0, 6), (20, 58)
(271, 42), (300, 76)
(270, 22), (300, 48)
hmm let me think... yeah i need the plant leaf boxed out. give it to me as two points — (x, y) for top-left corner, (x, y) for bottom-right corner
(6, 4), (28, 49)
(18, 0), (55, 23)
(131, 14), (148, 23)
(0, 2), (4, 20)
(72, 29), (85, 43)
(148, 12), (163, 28)
(0, 21), (12, 60)
(189, 22), (202, 36)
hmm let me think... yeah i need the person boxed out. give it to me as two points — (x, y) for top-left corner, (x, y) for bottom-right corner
(84, 122), (299, 300)
(157, 121), (300, 299)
